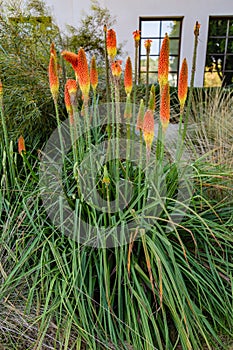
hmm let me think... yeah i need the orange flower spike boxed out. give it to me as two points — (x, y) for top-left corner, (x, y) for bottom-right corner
(49, 43), (59, 102)
(124, 57), (133, 95)
(136, 99), (145, 131)
(142, 109), (155, 159)
(61, 50), (79, 78)
(158, 33), (169, 89)
(160, 82), (170, 132)
(107, 29), (117, 60)
(111, 60), (122, 78)
(77, 47), (90, 101)
(90, 55), (98, 91)
(18, 135), (26, 156)
(133, 30), (141, 47)
(178, 58), (188, 112)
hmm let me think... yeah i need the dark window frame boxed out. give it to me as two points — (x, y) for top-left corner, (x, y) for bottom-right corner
(139, 16), (183, 86)
(204, 16), (233, 87)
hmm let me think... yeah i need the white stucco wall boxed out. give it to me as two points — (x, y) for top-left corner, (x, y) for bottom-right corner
(3, 0), (233, 86)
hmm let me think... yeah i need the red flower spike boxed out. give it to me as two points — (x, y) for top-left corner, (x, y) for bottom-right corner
(18, 135), (26, 156)
(49, 43), (59, 102)
(90, 55), (98, 91)
(178, 58), (188, 111)
(124, 57), (133, 95)
(66, 79), (78, 104)
(160, 82), (170, 132)
(107, 29), (117, 60)
(77, 47), (90, 101)
(111, 60), (122, 78)
(158, 34), (169, 89)
(136, 99), (145, 131)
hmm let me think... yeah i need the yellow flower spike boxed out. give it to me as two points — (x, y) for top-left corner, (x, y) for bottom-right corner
(124, 57), (133, 95)
(124, 93), (132, 119)
(158, 33), (169, 90)
(18, 135), (26, 156)
(90, 55), (98, 92)
(49, 42), (59, 103)
(77, 47), (90, 102)
(160, 82), (170, 133)
(111, 60), (122, 78)
(136, 99), (145, 131)
(107, 29), (117, 60)
(178, 58), (188, 112)
(142, 109), (155, 159)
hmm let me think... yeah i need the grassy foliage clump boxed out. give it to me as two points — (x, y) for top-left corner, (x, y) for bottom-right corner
(0, 5), (232, 350)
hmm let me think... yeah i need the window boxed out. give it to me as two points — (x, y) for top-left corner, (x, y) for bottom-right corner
(204, 17), (233, 87)
(139, 17), (183, 86)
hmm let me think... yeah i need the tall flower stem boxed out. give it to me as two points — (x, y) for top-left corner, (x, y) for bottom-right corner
(145, 50), (150, 106)
(182, 22), (200, 143)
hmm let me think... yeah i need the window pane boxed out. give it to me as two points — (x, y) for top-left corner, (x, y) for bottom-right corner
(169, 39), (179, 55)
(227, 38), (233, 53)
(225, 55), (233, 70)
(140, 57), (159, 71)
(229, 20), (233, 36)
(141, 21), (160, 37)
(207, 38), (226, 54)
(169, 56), (179, 71)
(161, 20), (180, 37)
(141, 40), (160, 55)
(209, 19), (227, 37)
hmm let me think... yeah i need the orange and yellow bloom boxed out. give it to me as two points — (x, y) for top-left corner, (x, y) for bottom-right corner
(111, 60), (122, 78)
(133, 30), (141, 46)
(49, 42), (59, 102)
(77, 47), (90, 101)
(124, 57), (133, 95)
(142, 109), (155, 151)
(160, 82), (170, 132)
(158, 34), (169, 89)
(178, 58), (188, 111)
(144, 39), (152, 53)
(107, 29), (117, 60)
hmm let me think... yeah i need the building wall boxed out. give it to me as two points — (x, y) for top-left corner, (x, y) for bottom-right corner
(6, 0), (233, 86)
